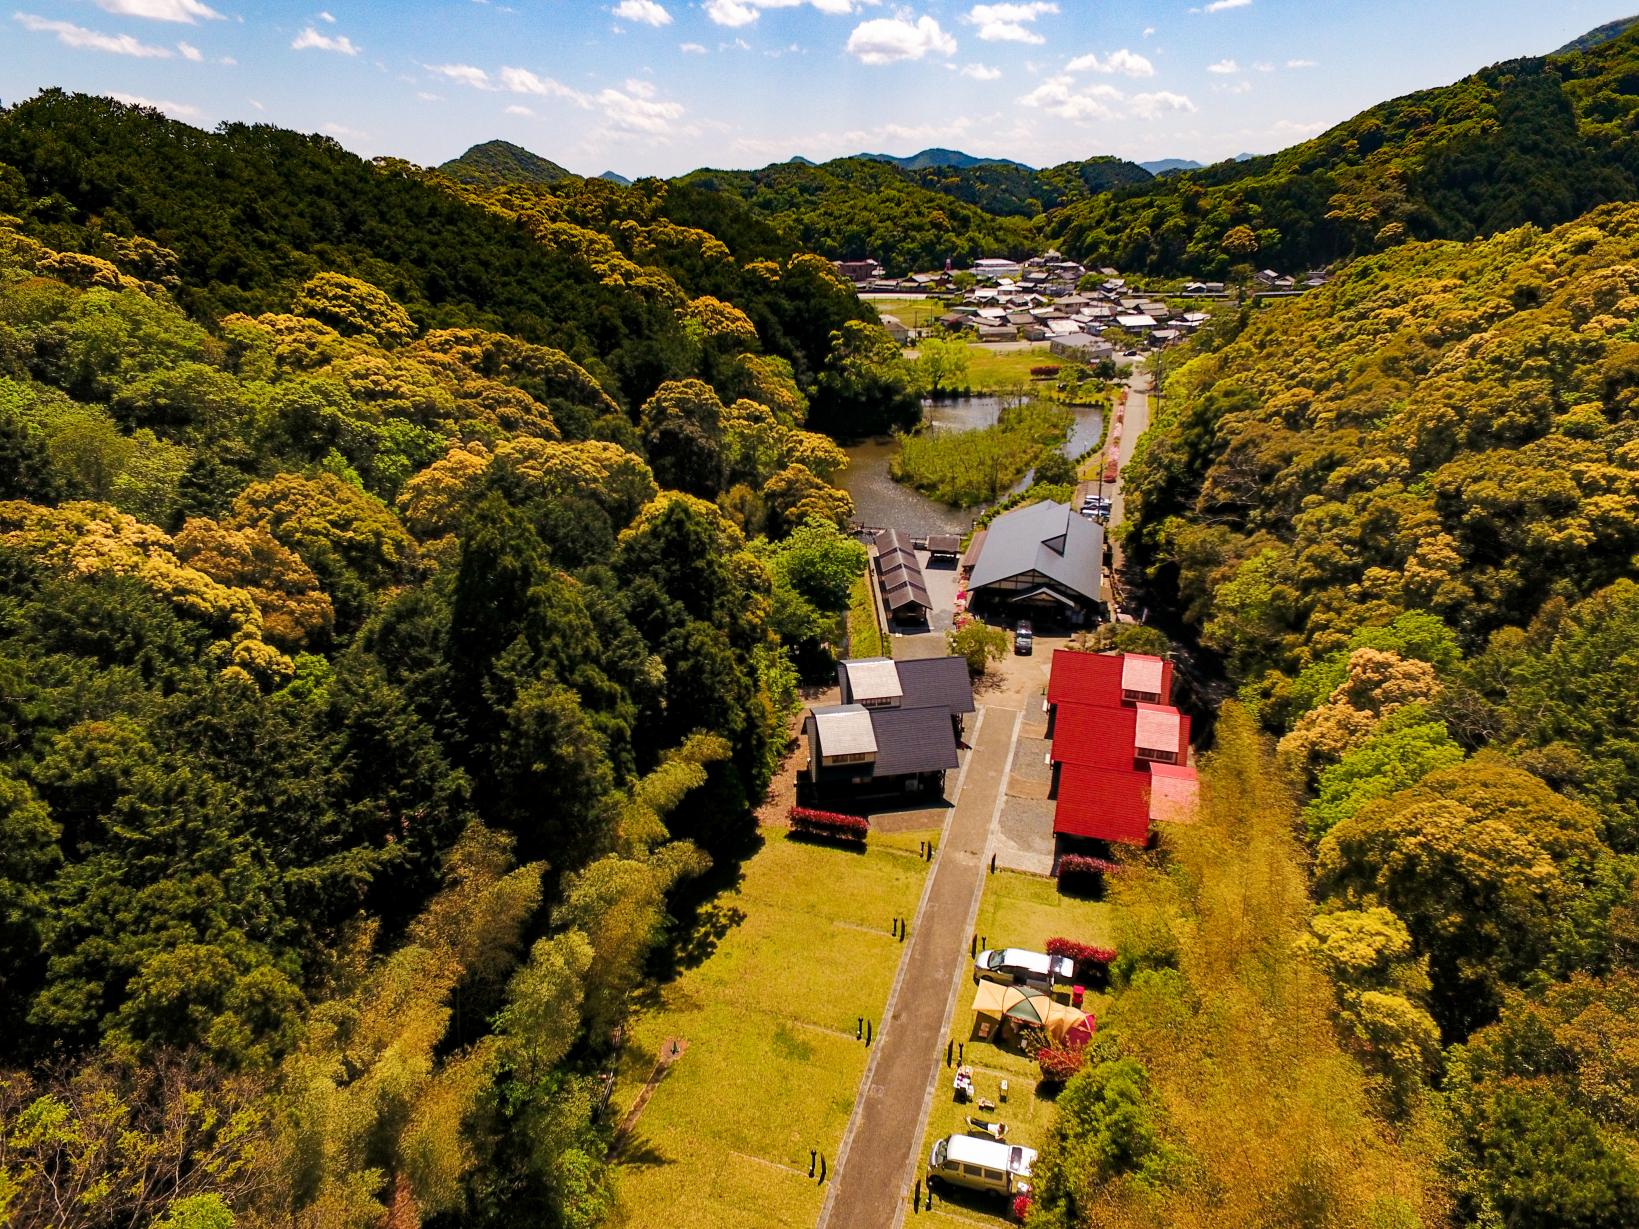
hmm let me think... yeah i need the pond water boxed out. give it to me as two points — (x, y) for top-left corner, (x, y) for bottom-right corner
(837, 395), (1104, 534)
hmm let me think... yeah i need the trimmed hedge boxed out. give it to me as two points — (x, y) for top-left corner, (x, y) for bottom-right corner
(1057, 853), (1119, 878)
(788, 806), (870, 842)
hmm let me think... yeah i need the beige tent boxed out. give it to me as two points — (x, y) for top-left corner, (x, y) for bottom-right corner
(972, 983), (1093, 1044)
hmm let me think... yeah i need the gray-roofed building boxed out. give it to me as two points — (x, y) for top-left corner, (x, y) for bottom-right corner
(875, 529), (933, 622)
(801, 656), (975, 800)
(966, 500), (1104, 622)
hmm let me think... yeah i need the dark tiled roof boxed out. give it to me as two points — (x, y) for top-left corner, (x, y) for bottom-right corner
(926, 534), (962, 555)
(870, 706), (959, 776)
(896, 656), (976, 715)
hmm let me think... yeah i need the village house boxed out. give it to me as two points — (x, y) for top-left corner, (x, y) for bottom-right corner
(965, 500), (1104, 623)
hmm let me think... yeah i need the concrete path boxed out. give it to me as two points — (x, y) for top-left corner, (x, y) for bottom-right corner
(818, 701), (1024, 1229)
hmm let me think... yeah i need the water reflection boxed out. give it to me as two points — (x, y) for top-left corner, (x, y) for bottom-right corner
(837, 395), (1104, 533)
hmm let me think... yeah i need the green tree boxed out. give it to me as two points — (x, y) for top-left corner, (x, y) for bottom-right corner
(912, 336), (970, 397)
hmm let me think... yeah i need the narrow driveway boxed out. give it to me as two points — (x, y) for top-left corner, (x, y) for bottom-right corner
(817, 700), (1024, 1229)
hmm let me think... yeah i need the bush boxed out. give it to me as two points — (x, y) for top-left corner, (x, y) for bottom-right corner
(1012, 1193), (1032, 1221)
(1037, 1046), (1087, 1085)
(1029, 365), (1061, 378)
(1057, 853), (1119, 879)
(1046, 937), (1116, 968)
(788, 806), (869, 842)
(948, 620), (1007, 678)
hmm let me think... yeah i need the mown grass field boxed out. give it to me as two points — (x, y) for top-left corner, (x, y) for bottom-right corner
(913, 870), (1113, 1224)
(864, 296), (948, 329)
(961, 343), (1058, 392)
(608, 828), (935, 1228)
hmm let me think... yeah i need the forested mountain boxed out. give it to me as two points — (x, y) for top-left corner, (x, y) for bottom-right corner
(856, 147), (1032, 171)
(677, 157), (1035, 275)
(439, 138), (577, 186)
(0, 90), (912, 1226)
(1048, 29), (1639, 275)
(1076, 201), (1639, 1227)
(1557, 14), (1639, 54)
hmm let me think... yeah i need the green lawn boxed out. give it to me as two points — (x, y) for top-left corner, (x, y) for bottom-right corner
(865, 296), (948, 329)
(961, 343), (1058, 392)
(609, 829), (935, 1228)
(913, 871), (1113, 1223)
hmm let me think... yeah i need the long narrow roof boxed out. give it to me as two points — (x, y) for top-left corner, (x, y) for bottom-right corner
(1054, 764), (1151, 845)
(968, 501), (1103, 604)
(895, 655), (977, 714)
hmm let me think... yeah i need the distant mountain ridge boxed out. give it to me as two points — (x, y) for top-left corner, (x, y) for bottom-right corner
(1557, 14), (1639, 54)
(856, 147), (1033, 171)
(1140, 159), (1203, 175)
(438, 139), (575, 186)
(598, 170), (632, 186)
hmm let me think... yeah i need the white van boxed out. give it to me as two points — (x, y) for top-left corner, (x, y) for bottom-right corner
(973, 947), (1075, 989)
(928, 1134), (1037, 1197)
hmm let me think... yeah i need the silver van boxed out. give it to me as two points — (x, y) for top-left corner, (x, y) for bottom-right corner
(928, 1134), (1037, 1197)
(973, 947), (1075, 989)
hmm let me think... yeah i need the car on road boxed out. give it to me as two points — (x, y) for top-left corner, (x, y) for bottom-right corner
(973, 947), (1074, 989)
(1123, 349), (1141, 357)
(1013, 619), (1033, 655)
(928, 1135), (1037, 1199)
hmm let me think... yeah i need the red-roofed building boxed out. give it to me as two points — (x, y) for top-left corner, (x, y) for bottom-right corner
(1045, 649), (1197, 848)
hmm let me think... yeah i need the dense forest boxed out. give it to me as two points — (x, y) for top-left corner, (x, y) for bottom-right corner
(1077, 200), (1639, 1227)
(0, 90), (900, 1227)
(438, 139), (577, 188)
(630, 30), (1639, 281)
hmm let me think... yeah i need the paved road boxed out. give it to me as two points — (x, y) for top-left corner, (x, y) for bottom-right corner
(817, 701), (1023, 1229)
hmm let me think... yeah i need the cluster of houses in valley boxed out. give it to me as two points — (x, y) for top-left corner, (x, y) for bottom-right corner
(838, 252), (1330, 356)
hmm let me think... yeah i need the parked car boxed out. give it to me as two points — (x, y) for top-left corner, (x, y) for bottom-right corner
(928, 1134), (1037, 1199)
(973, 947), (1074, 988)
(1014, 619), (1033, 655)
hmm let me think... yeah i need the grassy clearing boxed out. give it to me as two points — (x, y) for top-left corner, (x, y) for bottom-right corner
(911, 871), (1113, 1222)
(866, 296), (948, 329)
(847, 572), (889, 659)
(609, 831), (932, 1229)
(892, 401), (1073, 507)
(961, 343), (1057, 392)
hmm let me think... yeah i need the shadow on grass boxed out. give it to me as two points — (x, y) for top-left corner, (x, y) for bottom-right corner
(925, 1177), (1015, 1221)
(1054, 874), (1108, 902)
(671, 898), (748, 972)
(785, 829), (870, 855)
(609, 1129), (672, 1170)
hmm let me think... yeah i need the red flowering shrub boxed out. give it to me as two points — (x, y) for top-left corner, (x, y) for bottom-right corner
(1012, 1193), (1032, 1221)
(1046, 937), (1116, 967)
(788, 806), (869, 841)
(1036, 1046), (1085, 1084)
(1057, 853), (1119, 879)
(1029, 365), (1061, 378)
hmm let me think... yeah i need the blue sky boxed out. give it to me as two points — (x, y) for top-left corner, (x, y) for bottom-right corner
(0, 1), (1626, 176)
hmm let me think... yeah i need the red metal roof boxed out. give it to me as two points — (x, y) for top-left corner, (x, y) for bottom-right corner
(1047, 648), (1174, 707)
(1054, 764), (1152, 845)
(1049, 702), (1138, 770)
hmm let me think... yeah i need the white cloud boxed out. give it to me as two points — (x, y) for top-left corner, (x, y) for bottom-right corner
(960, 62), (1000, 80)
(1286, 58), (1317, 68)
(318, 9), (336, 21)
(110, 91), (201, 117)
(595, 83), (685, 134)
(93, 0), (222, 22)
(1130, 90), (1196, 118)
(177, 39), (201, 60)
(704, 0), (860, 27)
(680, 40), (707, 52)
(613, 0), (672, 26)
(847, 14), (955, 64)
(247, 97), (264, 110)
(324, 121), (367, 139)
(1065, 48), (1153, 77)
(1018, 75), (1120, 121)
(1204, 0), (1249, 10)
(500, 66), (585, 99)
(505, 104), (534, 116)
(966, 1), (1056, 44)
(429, 63), (493, 88)
(1142, 25), (1155, 37)
(292, 25), (359, 54)
(416, 91), (443, 101)
(14, 13), (173, 56)
(1214, 79), (1251, 94)
(1207, 58), (1238, 73)
(1272, 118), (1325, 136)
